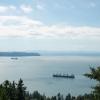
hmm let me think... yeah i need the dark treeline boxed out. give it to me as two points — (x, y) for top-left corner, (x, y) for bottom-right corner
(0, 79), (95, 100)
(0, 66), (100, 100)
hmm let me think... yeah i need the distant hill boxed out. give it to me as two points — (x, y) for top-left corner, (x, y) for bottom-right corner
(0, 52), (40, 57)
(1, 51), (100, 57)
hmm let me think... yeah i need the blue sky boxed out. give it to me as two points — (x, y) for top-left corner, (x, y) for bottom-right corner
(0, 0), (100, 52)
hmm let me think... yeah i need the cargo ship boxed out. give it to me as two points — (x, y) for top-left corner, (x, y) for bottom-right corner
(53, 74), (75, 79)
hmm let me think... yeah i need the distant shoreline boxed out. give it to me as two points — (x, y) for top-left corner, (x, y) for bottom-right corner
(0, 51), (100, 57)
(0, 52), (40, 57)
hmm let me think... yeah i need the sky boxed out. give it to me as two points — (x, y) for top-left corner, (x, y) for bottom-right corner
(0, 0), (100, 52)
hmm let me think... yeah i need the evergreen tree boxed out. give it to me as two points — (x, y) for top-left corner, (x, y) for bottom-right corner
(65, 93), (71, 100)
(84, 66), (100, 99)
(16, 78), (26, 100)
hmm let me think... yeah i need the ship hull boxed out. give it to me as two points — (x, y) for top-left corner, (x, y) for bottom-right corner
(53, 74), (75, 79)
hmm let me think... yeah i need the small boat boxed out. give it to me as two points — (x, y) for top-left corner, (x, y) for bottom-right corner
(11, 57), (18, 60)
(52, 74), (75, 79)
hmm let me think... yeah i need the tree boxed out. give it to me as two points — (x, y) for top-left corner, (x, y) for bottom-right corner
(65, 93), (71, 100)
(0, 80), (15, 100)
(84, 66), (100, 99)
(16, 78), (26, 100)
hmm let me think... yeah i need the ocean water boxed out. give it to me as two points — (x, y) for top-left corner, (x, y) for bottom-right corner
(0, 56), (99, 96)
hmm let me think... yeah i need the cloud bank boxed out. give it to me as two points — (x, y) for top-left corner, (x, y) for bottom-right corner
(0, 15), (100, 38)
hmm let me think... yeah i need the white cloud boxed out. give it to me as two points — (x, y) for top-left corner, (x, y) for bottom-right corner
(34, 0), (45, 11)
(0, 15), (43, 37)
(0, 5), (16, 13)
(36, 4), (44, 10)
(9, 5), (16, 10)
(0, 15), (100, 38)
(0, 5), (33, 14)
(0, 6), (8, 13)
(20, 5), (32, 13)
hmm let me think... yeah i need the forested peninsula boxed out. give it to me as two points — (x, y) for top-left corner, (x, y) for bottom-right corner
(0, 52), (40, 57)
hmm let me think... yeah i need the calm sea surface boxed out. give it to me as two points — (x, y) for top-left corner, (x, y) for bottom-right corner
(0, 56), (99, 96)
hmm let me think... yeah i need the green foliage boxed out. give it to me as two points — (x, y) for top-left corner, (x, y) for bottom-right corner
(16, 78), (26, 100)
(0, 79), (26, 100)
(84, 67), (100, 81)
(84, 66), (100, 99)
(65, 93), (71, 100)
